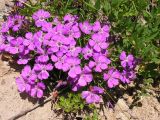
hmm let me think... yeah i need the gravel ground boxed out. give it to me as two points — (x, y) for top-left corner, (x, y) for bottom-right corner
(0, 0), (13, 21)
(0, 1), (160, 120)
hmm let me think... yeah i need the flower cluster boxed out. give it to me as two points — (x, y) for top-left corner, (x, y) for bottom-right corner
(103, 52), (137, 88)
(1, 14), (27, 33)
(0, 9), (138, 104)
(119, 51), (137, 83)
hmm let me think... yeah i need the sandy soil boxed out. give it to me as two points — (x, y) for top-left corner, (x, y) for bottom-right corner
(0, 1), (160, 120)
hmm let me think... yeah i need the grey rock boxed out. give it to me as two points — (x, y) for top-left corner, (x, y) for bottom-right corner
(115, 99), (129, 111)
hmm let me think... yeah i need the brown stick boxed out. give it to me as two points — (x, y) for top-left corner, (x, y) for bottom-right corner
(8, 96), (52, 120)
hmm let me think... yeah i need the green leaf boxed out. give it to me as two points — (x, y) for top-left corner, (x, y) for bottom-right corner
(111, 0), (124, 7)
(145, 32), (159, 42)
(152, 58), (160, 64)
(95, 0), (101, 10)
(103, 0), (111, 15)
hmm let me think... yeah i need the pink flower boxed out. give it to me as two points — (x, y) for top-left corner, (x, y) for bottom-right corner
(33, 63), (53, 80)
(51, 52), (68, 71)
(76, 66), (93, 87)
(92, 21), (110, 38)
(120, 51), (134, 68)
(79, 21), (92, 34)
(89, 55), (111, 72)
(103, 69), (121, 88)
(89, 34), (109, 52)
(0, 19), (13, 33)
(65, 57), (82, 78)
(81, 91), (101, 104)
(21, 65), (37, 84)
(30, 82), (46, 98)
(16, 77), (31, 93)
(23, 32), (36, 50)
(90, 86), (104, 94)
(82, 45), (93, 60)
(120, 70), (136, 83)
(6, 37), (24, 54)
(32, 9), (50, 27)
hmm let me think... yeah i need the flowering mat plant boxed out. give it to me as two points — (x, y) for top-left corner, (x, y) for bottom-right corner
(1, 0), (138, 103)
(1, 0), (160, 119)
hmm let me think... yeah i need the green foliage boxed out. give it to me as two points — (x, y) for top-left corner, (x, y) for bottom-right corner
(56, 93), (85, 113)
(84, 110), (99, 120)
(100, 0), (160, 89)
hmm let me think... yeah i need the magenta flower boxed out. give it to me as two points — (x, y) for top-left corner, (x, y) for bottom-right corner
(2, 15), (27, 32)
(17, 54), (31, 65)
(67, 67), (91, 91)
(32, 9), (50, 27)
(70, 25), (81, 39)
(64, 14), (79, 28)
(33, 63), (53, 80)
(79, 21), (92, 34)
(41, 22), (53, 32)
(103, 68), (120, 88)
(89, 34), (109, 52)
(12, 15), (26, 31)
(1, 11), (134, 101)
(53, 16), (60, 25)
(68, 66), (81, 78)
(90, 86), (104, 94)
(6, 37), (24, 54)
(23, 32), (36, 50)
(82, 45), (93, 60)
(33, 31), (46, 48)
(68, 24), (81, 39)
(120, 70), (136, 83)
(66, 45), (81, 57)
(51, 52), (68, 71)
(52, 23), (65, 36)
(0, 18), (13, 33)
(89, 55), (111, 72)
(21, 65), (37, 84)
(81, 91), (101, 104)
(16, 77), (31, 93)
(120, 51), (134, 68)
(92, 21), (110, 38)
(51, 24), (75, 45)
(49, 37), (69, 53)
(37, 54), (49, 63)
(64, 57), (82, 78)
(30, 82), (46, 98)
(2, 14), (27, 32)
(76, 66), (93, 86)
(64, 14), (77, 23)
(92, 21), (101, 32)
